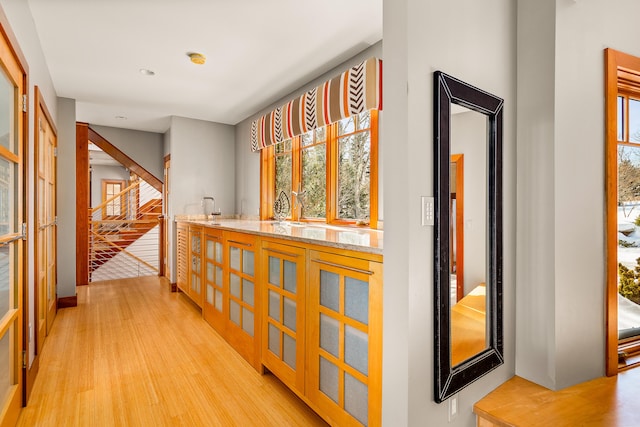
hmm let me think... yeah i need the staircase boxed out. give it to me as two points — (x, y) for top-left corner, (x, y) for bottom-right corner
(90, 179), (162, 281)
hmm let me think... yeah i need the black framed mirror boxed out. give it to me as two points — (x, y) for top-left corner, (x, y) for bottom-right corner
(433, 71), (503, 403)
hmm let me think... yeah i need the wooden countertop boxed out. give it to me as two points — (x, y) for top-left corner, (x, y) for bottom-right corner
(474, 369), (640, 426)
(175, 218), (383, 255)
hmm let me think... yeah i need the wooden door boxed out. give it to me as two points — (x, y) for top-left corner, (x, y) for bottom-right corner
(203, 228), (226, 335)
(35, 90), (57, 342)
(0, 22), (26, 426)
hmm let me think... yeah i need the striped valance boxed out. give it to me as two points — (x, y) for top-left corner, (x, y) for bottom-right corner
(251, 57), (382, 151)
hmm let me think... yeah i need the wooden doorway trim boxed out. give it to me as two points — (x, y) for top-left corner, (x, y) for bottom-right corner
(604, 48), (640, 376)
(76, 123), (89, 286)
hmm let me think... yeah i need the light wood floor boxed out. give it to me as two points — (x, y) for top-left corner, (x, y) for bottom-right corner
(17, 276), (328, 426)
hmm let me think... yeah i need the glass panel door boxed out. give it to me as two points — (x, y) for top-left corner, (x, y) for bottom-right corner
(0, 28), (24, 425)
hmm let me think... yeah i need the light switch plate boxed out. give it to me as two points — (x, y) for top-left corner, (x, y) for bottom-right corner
(422, 196), (434, 226)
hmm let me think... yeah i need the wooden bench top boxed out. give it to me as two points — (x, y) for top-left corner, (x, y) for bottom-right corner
(474, 368), (640, 426)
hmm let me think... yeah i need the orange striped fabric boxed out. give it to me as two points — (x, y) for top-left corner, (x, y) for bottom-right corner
(251, 57), (382, 151)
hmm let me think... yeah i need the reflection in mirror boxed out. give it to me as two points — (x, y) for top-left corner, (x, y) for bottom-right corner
(450, 107), (489, 366)
(434, 71), (503, 403)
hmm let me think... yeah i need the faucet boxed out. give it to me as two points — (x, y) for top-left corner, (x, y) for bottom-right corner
(202, 196), (218, 219)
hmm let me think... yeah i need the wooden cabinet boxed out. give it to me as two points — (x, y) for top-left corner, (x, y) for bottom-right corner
(203, 227), (225, 334)
(225, 231), (260, 369)
(188, 225), (204, 306)
(307, 250), (383, 427)
(176, 222), (188, 293)
(175, 221), (382, 426)
(261, 240), (306, 394)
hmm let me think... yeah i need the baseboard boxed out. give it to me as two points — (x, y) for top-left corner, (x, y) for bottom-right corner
(57, 295), (78, 309)
(171, 282), (177, 292)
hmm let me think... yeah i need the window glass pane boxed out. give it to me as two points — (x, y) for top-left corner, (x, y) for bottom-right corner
(630, 99), (640, 143)
(617, 144), (640, 339)
(357, 110), (371, 131)
(619, 96), (625, 141)
(301, 130), (314, 147)
(316, 127), (326, 142)
(302, 143), (326, 218)
(338, 116), (355, 135)
(338, 132), (371, 220)
(275, 152), (292, 217)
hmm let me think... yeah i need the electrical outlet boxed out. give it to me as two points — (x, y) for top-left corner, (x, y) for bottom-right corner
(421, 196), (434, 226)
(448, 394), (458, 421)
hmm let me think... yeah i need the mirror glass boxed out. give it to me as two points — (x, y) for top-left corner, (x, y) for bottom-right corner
(433, 71), (503, 403)
(450, 106), (488, 366)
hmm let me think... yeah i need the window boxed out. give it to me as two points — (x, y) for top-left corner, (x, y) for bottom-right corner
(616, 92), (640, 364)
(102, 180), (125, 219)
(262, 109), (379, 228)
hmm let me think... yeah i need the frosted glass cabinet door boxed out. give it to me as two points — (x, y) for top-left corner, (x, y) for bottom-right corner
(261, 241), (306, 394)
(188, 227), (203, 306)
(308, 250), (383, 427)
(225, 232), (260, 370)
(203, 229), (225, 333)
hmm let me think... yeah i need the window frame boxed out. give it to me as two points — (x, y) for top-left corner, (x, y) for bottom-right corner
(260, 109), (379, 229)
(101, 179), (126, 219)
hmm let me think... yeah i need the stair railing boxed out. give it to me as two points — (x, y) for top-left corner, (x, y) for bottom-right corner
(89, 178), (162, 281)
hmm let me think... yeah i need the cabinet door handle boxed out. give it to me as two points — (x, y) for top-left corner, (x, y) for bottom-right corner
(265, 248), (299, 258)
(311, 259), (373, 276)
(229, 240), (252, 248)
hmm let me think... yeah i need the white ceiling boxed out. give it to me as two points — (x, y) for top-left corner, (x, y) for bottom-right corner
(27, 0), (383, 133)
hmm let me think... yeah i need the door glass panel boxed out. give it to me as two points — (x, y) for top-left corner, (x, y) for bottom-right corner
(206, 240), (214, 259)
(0, 159), (15, 234)
(230, 247), (240, 271)
(242, 308), (254, 336)
(0, 72), (13, 153)
(214, 242), (222, 263)
(230, 273), (240, 298)
(0, 245), (11, 317)
(229, 301), (240, 325)
(0, 330), (11, 403)
(215, 266), (223, 286)
(320, 313), (339, 357)
(283, 296), (296, 332)
(242, 279), (254, 306)
(320, 356), (339, 403)
(269, 290), (280, 321)
(344, 372), (368, 426)
(320, 270), (339, 312)
(206, 263), (213, 282)
(284, 260), (296, 294)
(345, 324), (368, 375)
(243, 250), (254, 276)
(206, 284), (213, 305)
(214, 289), (223, 312)
(345, 277), (369, 325)
(269, 256), (280, 286)
(268, 324), (280, 356)
(283, 333), (296, 369)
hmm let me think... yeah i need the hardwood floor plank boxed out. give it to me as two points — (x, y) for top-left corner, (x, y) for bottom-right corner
(18, 276), (328, 426)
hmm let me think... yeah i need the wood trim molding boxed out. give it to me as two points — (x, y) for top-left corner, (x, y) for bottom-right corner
(57, 295), (77, 309)
(76, 123), (89, 286)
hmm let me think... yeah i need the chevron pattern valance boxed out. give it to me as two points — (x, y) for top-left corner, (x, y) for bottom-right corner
(251, 57), (382, 151)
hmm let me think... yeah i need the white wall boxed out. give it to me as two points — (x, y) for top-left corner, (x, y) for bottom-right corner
(56, 97), (76, 300)
(233, 42), (383, 219)
(167, 116), (235, 282)
(383, 1), (517, 426)
(89, 125), (164, 181)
